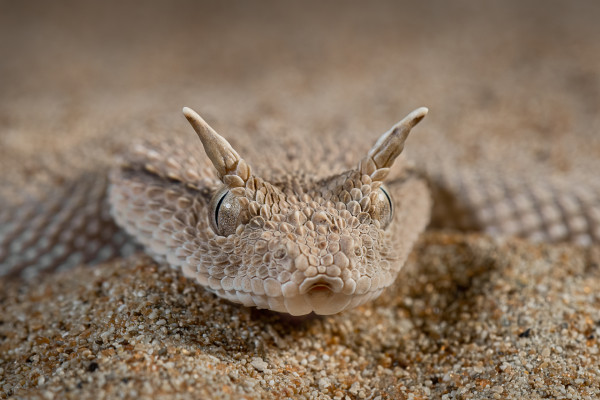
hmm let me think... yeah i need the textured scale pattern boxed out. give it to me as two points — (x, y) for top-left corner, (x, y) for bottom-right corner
(110, 152), (429, 315)
(107, 107), (430, 315)
(1, 107), (599, 315)
(427, 167), (600, 246)
(0, 174), (137, 280)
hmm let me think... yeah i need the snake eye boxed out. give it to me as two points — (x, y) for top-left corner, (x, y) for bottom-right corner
(371, 186), (393, 229)
(209, 187), (241, 236)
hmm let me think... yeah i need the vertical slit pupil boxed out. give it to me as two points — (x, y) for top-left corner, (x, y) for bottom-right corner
(381, 188), (392, 212)
(214, 191), (228, 228)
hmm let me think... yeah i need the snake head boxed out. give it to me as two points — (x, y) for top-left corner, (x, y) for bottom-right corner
(182, 107), (429, 315)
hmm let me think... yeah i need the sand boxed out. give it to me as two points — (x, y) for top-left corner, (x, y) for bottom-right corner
(2, 234), (600, 399)
(1, 1), (600, 398)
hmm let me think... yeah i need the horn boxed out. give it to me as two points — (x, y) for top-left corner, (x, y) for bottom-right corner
(183, 107), (251, 186)
(359, 107), (428, 180)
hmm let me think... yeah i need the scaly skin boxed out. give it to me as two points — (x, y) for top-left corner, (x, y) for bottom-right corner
(108, 107), (430, 315)
(1, 107), (599, 315)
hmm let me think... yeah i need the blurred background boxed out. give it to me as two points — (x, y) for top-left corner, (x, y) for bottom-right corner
(0, 0), (599, 194)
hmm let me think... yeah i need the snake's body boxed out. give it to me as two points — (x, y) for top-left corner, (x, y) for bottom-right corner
(1, 107), (599, 315)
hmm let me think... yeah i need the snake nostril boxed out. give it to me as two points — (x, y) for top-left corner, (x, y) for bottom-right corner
(299, 276), (344, 295)
(308, 283), (332, 294)
(306, 284), (334, 303)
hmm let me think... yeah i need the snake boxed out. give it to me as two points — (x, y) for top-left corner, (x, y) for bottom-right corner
(1, 107), (598, 315)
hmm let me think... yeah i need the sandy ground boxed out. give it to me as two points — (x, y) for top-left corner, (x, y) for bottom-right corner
(2, 234), (600, 399)
(1, 1), (600, 398)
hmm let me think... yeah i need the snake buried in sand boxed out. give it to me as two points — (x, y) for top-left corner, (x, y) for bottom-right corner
(1, 106), (599, 315)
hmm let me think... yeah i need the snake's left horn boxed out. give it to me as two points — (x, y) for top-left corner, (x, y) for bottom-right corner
(358, 107), (428, 181)
(183, 107), (251, 187)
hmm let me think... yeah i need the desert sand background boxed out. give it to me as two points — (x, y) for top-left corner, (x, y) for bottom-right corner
(1, 1), (600, 399)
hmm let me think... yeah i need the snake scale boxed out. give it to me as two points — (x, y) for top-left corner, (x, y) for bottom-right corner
(1, 107), (599, 315)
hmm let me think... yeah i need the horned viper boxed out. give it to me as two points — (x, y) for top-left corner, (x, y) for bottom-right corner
(1, 107), (598, 315)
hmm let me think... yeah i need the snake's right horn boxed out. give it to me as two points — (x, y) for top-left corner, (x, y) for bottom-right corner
(183, 107), (251, 187)
(358, 107), (428, 181)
